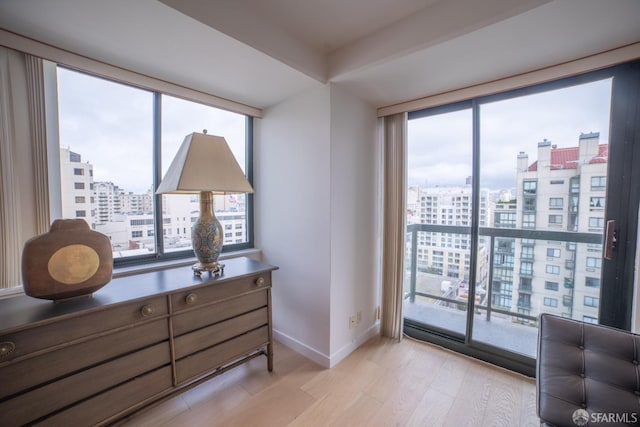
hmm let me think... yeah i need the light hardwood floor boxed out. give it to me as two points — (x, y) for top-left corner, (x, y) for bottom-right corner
(119, 336), (539, 427)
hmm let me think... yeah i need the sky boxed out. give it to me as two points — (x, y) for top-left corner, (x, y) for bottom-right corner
(407, 78), (613, 191)
(58, 67), (613, 195)
(57, 67), (246, 194)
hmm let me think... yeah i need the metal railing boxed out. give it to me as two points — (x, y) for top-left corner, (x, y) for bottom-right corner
(405, 223), (603, 323)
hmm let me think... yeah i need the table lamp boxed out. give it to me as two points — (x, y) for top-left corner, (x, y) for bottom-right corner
(156, 131), (253, 276)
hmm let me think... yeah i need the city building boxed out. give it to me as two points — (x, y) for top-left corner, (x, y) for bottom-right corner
(491, 199), (517, 310)
(59, 147), (95, 229)
(93, 181), (122, 225)
(514, 133), (605, 323)
(416, 186), (489, 292)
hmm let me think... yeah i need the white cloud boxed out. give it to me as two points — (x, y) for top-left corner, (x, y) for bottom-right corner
(408, 78), (612, 191)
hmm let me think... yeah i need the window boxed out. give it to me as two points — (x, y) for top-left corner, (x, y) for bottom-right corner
(56, 67), (253, 265)
(585, 277), (600, 288)
(583, 316), (598, 324)
(586, 257), (602, 269)
(543, 297), (558, 307)
(548, 215), (563, 226)
(591, 176), (606, 191)
(584, 296), (599, 308)
(549, 198), (563, 209)
(546, 248), (560, 259)
(523, 197), (536, 212)
(402, 60), (639, 375)
(75, 196), (85, 203)
(589, 217), (604, 230)
(75, 210), (86, 217)
(520, 261), (533, 276)
(518, 293), (531, 308)
(545, 281), (559, 291)
(523, 180), (537, 194)
(546, 265), (560, 275)
(590, 197), (605, 209)
(522, 213), (536, 229)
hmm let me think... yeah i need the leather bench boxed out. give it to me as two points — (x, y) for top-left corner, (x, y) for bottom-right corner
(537, 313), (640, 426)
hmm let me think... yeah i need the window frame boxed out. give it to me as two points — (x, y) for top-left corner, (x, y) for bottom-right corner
(54, 67), (255, 268)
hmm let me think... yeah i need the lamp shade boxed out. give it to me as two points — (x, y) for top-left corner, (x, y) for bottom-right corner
(156, 132), (253, 195)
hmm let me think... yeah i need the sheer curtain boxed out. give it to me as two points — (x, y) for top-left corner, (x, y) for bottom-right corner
(380, 112), (407, 340)
(0, 47), (50, 289)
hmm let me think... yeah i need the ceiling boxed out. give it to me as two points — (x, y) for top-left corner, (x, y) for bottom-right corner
(0, 0), (639, 110)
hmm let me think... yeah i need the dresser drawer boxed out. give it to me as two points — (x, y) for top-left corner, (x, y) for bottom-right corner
(0, 296), (167, 361)
(171, 273), (271, 313)
(175, 326), (269, 384)
(0, 318), (168, 400)
(172, 290), (267, 336)
(174, 307), (268, 359)
(0, 341), (171, 426)
(35, 365), (173, 427)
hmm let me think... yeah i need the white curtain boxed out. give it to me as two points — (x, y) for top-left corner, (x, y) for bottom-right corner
(380, 112), (407, 340)
(0, 47), (50, 289)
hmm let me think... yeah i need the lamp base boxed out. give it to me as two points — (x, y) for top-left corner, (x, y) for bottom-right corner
(192, 261), (225, 277)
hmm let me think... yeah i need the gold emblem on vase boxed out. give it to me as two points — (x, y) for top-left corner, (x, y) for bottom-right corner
(48, 244), (100, 285)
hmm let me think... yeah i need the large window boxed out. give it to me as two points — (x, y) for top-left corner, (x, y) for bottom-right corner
(56, 67), (253, 265)
(403, 60), (640, 376)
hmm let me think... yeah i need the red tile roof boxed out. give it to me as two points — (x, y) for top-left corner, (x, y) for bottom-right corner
(527, 144), (608, 171)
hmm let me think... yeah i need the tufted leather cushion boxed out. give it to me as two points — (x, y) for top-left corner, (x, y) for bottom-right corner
(537, 313), (640, 426)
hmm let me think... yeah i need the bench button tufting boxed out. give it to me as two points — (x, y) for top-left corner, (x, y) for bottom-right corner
(633, 360), (639, 365)
(580, 373), (586, 379)
(581, 403), (587, 408)
(578, 345), (584, 350)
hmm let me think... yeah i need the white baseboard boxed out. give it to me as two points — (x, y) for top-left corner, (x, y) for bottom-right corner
(272, 329), (331, 368)
(273, 322), (380, 369)
(328, 323), (380, 368)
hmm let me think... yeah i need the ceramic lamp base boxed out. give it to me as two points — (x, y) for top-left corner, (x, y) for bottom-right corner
(191, 191), (224, 277)
(192, 261), (225, 277)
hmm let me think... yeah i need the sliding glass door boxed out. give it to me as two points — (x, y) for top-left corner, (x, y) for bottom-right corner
(404, 61), (640, 374)
(404, 105), (473, 338)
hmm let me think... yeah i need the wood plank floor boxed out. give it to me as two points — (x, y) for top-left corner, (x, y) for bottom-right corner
(119, 336), (539, 427)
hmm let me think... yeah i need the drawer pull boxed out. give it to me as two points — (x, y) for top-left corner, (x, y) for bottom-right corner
(255, 276), (266, 287)
(185, 293), (198, 305)
(140, 305), (154, 317)
(0, 341), (15, 358)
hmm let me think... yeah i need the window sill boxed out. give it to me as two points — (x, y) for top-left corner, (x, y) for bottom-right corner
(112, 248), (262, 278)
(0, 248), (262, 299)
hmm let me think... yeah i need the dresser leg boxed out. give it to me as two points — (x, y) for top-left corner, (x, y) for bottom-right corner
(267, 342), (274, 371)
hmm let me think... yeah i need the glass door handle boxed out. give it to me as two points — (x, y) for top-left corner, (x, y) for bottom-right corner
(604, 220), (617, 260)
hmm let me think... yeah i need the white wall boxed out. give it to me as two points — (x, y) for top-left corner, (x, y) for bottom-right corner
(255, 83), (379, 367)
(255, 83), (333, 363)
(328, 84), (379, 365)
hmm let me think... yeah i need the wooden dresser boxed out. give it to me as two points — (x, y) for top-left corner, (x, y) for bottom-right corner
(0, 257), (277, 426)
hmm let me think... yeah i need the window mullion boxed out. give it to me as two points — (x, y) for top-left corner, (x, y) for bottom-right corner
(153, 92), (164, 257)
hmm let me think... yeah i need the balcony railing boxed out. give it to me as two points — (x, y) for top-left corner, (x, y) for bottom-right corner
(405, 223), (603, 323)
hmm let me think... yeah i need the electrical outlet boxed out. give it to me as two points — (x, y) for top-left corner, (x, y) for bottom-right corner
(356, 311), (362, 324)
(349, 315), (356, 329)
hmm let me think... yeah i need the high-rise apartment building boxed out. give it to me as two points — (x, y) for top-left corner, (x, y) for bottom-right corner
(59, 147), (95, 229)
(513, 132), (605, 323)
(416, 186), (489, 290)
(120, 189), (153, 214)
(93, 182), (122, 225)
(492, 199), (517, 310)
(59, 148), (249, 258)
